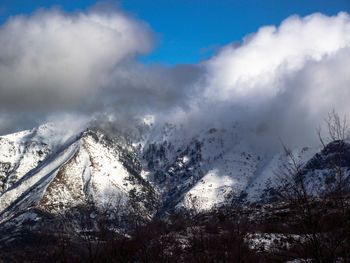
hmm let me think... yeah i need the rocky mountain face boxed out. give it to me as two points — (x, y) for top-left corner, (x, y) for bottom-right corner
(0, 124), (157, 240)
(0, 122), (349, 238)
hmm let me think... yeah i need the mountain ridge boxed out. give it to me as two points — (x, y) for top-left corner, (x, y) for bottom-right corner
(0, 122), (347, 231)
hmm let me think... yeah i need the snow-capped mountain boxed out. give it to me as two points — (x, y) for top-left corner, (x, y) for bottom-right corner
(0, 124), (157, 228)
(0, 121), (349, 234)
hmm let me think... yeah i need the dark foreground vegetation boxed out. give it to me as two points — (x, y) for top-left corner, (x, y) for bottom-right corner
(1, 188), (350, 263)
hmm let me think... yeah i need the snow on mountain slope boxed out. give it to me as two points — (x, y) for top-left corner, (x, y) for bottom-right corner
(0, 127), (50, 195)
(242, 146), (319, 204)
(37, 129), (157, 217)
(0, 124), (82, 222)
(1, 120), (347, 223)
(0, 124), (157, 225)
(179, 134), (261, 210)
(139, 122), (341, 211)
(0, 140), (79, 222)
(140, 123), (263, 211)
(298, 140), (350, 194)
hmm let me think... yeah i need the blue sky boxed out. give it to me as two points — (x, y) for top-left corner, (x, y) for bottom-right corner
(1, 0), (350, 65)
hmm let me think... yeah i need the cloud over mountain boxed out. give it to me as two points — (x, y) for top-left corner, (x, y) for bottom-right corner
(1, 6), (350, 150)
(178, 12), (350, 148)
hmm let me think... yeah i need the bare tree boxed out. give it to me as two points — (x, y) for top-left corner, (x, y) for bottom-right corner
(317, 109), (348, 148)
(277, 111), (350, 262)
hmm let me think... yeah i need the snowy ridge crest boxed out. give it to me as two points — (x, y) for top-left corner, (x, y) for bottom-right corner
(0, 122), (347, 225)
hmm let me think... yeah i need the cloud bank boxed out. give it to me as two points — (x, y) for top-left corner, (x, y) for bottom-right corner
(1, 6), (350, 150)
(202, 12), (350, 103)
(0, 4), (153, 111)
(177, 12), (350, 148)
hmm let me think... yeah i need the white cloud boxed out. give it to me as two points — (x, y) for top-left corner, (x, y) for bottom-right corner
(202, 12), (350, 104)
(2, 7), (350, 150)
(157, 12), (350, 148)
(0, 6), (153, 111)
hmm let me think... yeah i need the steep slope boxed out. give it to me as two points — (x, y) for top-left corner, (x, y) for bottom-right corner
(37, 129), (158, 217)
(138, 122), (350, 211)
(0, 125), (157, 228)
(0, 124), (82, 223)
(241, 146), (318, 204)
(241, 140), (350, 204)
(1, 121), (349, 226)
(140, 123), (263, 212)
